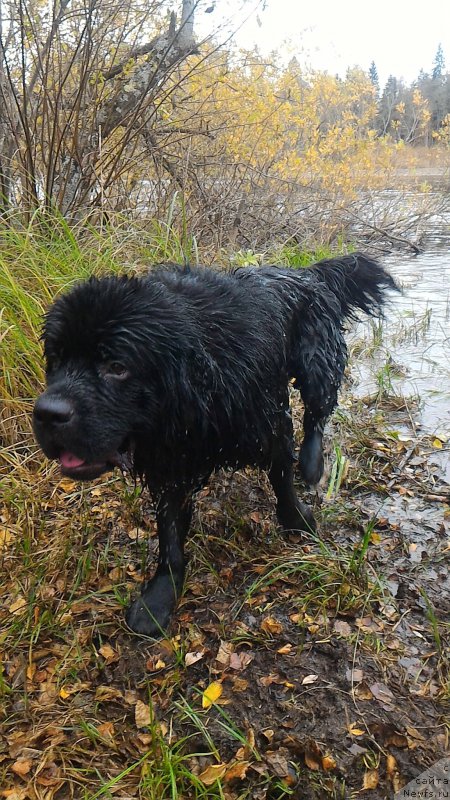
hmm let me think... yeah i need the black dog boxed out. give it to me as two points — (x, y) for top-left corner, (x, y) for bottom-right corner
(33, 254), (396, 636)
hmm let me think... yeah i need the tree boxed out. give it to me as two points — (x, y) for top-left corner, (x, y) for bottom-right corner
(432, 44), (445, 80)
(0, 0), (200, 216)
(369, 61), (379, 93)
(378, 76), (401, 136)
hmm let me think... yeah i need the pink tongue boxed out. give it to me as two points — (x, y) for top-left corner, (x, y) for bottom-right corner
(60, 451), (86, 469)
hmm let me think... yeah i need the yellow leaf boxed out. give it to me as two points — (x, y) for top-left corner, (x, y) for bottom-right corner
(348, 723), (365, 736)
(322, 755), (337, 770)
(202, 681), (223, 709)
(432, 438), (443, 449)
(59, 681), (91, 699)
(277, 643), (292, 655)
(0, 527), (14, 550)
(198, 763), (227, 785)
(386, 753), (398, 777)
(363, 769), (379, 789)
(99, 643), (118, 663)
(59, 478), (77, 491)
(9, 597), (27, 615)
(260, 616), (283, 635)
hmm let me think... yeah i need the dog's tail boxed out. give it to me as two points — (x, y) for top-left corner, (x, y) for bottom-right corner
(308, 253), (399, 320)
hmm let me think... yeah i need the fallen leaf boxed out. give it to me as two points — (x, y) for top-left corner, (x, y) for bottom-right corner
(58, 681), (91, 699)
(348, 723), (365, 737)
(229, 651), (254, 671)
(0, 527), (14, 550)
(198, 763), (227, 785)
(59, 478), (77, 491)
(307, 623), (320, 633)
(216, 641), (233, 667)
(11, 759), (32, 777)
(225, 760), (250, 781)
(302, 674), (318, 685)
(135, 700), (151, 729)
(363, 769), (379, 789)
(202, 681), (223, 709)
(97, 722), (115, 738)
(99, 643), (119, 664)
(185, 651), (205, 667)
(260, 616), (283, 635)
(95, 686), (124, 702)
(369, 682), (395, 706)
(35, 761), (62, 787)
(266, 749), (290, 777)
(232, 677), (249, 692)
(333, 620), (352, 637)
(9, 597), (27, 615)
(322, 754), (337, 770)
(354, 681), (373, 700)
(305, 751), (321, 770)
(356, 616), (383, 633)
(346, 668), (364, 683)
(277, 643), (293, 655)
(386, 753), (403, 791)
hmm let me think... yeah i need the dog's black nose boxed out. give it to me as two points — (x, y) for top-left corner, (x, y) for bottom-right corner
(33, 395), (74, 426)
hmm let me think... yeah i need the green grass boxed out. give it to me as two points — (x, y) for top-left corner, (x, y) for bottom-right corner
(270, 239), (352, 268)
(230, 241), (351, 270)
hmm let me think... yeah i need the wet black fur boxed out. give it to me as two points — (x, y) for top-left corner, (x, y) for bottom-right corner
(33, 254), (397, 636)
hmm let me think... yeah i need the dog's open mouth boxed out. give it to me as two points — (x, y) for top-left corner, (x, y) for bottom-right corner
(58, 446), (133, 480)
(59, 451), (115, 480)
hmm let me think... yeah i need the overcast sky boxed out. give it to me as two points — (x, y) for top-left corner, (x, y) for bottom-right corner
(197, 0), (450, 88)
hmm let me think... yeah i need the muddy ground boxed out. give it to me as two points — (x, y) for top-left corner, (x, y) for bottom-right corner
(0, 381), (448, 799)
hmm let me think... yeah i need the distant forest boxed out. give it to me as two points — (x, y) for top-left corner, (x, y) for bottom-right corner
(369, 44), (450, 145)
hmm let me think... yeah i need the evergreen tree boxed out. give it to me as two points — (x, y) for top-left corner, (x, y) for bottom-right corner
(432, 44), (445, 80)
(369, 61), (379, 92)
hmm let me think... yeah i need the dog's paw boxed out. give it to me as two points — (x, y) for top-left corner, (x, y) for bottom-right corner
(125, 572), (181, 637)
(298, 434), (324, 485)
(278, 500), (317, 533)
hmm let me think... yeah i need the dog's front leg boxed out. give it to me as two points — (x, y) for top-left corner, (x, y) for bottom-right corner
(125, 490), (192, 637)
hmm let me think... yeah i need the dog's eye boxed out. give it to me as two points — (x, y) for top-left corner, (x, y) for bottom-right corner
(101, 361), (130, 381)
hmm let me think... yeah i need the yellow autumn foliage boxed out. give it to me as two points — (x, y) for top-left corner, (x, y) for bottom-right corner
(150, 49), (407, 208)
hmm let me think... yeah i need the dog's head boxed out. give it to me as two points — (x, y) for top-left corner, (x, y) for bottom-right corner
(33, 275), (171, 480)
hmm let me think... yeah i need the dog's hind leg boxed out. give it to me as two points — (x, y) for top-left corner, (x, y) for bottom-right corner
(268, 409), (316, 533)
(297, 402), (334, 486)
(125, 489), (192, 637)
(291, 322), (346, 485)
